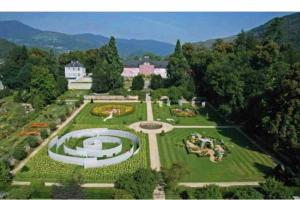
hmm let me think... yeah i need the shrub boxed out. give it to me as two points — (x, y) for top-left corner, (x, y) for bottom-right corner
(7, 187), (33, 199)
(59, 113), (66, 121)
(25, 136), (39, 148)
(260, 177), (293, 199)
(75, 100), (81, 108)
(150, 74), (164, 89)
(113, 189), (134, 199)
(225, 187), (263, 199)
(0, 89), (12, 99)
(49, 122), (57, 131)
(131, 75), (144, 90)
(0, 160), (12, 186)
(115, 168), (158, 199)
(194, 184), (223, 199)
(13, 145), (27, 160)
(90, 98), (94, 104)
(40, 129), (49, 139)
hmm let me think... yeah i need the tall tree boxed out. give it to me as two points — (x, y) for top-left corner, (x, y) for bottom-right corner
(167, 40), (191, 87)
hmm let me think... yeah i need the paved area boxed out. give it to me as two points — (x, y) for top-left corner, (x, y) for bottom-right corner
(146, 93), (154, 121)
(129, 121), (173, 134)
(86, 100), (140, 103)
(44, 182), (114, 188)
(11, 181), (31, 186)
(173, 125), (237, 128)
(179, 181), (261, 187)
(153, 185), (166, 200)
(11, 101), (88, 175)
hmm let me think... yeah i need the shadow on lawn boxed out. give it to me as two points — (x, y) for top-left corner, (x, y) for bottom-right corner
(254, 162), (274, 178)
(196, 103), (232, 126)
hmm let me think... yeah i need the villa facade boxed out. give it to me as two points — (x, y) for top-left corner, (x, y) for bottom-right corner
(64, 60), (92, 89)
(122, 57), (168, 78)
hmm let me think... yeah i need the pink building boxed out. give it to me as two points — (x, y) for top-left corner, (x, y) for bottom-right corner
(122, 57), (167, 78)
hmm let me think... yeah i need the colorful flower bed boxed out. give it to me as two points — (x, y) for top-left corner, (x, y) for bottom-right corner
(91, 104), (134, 117)
(30, 122), (49, 128)
(170, 106), (197, 117)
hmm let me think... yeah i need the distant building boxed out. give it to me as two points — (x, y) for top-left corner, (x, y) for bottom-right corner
(64, 61), (91, 90)
(122, 56), (168, 78)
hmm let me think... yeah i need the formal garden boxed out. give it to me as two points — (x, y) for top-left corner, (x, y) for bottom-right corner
(157, 128), (276, 182)
(14, 102), (149, 183)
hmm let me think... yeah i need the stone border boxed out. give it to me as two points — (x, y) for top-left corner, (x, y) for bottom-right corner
(129, 121), (173, 134)
(48, 128), (140, 168)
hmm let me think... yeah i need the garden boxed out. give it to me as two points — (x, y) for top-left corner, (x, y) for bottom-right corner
(15, 102), (150, 183)
(157, 128), (276, 182)
(152, 102), (228, 126)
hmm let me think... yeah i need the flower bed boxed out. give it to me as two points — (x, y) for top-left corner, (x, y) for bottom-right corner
(91, 104), (134, 117)
(30, 122), (49, 128)
(170, 106), (197, 117)
(19, 128), (40, 136)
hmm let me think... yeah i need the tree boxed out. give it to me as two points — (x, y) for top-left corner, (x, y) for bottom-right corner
(115, 168), (158, 199)
(260, 177), (293, 199)
(30, 66), (57, 108)
(161, 162), (189, 191)
(56, 75), (68, 95)
(150, 74), (163, 90)
(131, 75), (144, 90)
(167, 40), (191, 87)
(7, 187), (33, 199)
(113, 189), (134, 199)
(227, 187), (263, 199)
(194, 184), (223, 199)
(168, 87), (182, 104)
(0, 161), (11, 186)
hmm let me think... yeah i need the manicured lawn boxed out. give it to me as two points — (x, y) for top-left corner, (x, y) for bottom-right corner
(152, 102), (227, 126)
(15, 102), (150, 183)
(157, 128), (276, 182)
(74, 102), (147, 126)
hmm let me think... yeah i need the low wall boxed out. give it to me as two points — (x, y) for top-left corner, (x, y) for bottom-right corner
(48, 128), (140, 168)
(84, 95), (139, 100)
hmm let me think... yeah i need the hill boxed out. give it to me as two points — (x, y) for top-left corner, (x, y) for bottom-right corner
(195, 13), (300, 49)
(0, 20), (174, 57)
(0, 38), (16, 59)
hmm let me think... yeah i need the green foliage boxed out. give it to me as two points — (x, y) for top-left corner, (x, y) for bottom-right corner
(131, 74), (144, 90)
(194, 184), (223, 199)
(162, 162), (189, 191)
(260, 177), (293, 199)
(25, 136), (39, 148)
(52, 178), (85, 199)
(92, 37), (123, 93)
(7, 187), (33, 199)
(49, 122), (57, 131)
(113, 189), (134, 199)
(150, 74), (164, 89)
(40, 129), (49, 140)
(226, 187), (263, 199)
(115, 168), (158, 199)
(0, 161), (11, 186)
(0, 89), (12, 99)
(13, 145), (27, 160)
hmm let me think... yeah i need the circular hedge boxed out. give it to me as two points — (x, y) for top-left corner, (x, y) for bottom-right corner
(91, 104), (134, 117)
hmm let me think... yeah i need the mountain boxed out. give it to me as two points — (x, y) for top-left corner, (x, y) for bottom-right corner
(0, 20), (174, 57)
(0, 38), (16, 59)
(196, 13), (300, 49)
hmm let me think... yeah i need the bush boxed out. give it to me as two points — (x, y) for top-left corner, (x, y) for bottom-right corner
(13, 145), (27, 160)
(0, 89), (12, 99)
(40, 129), (49, 139)
(260, 177), (293, 199)
(131, 75), (144, 90)
(49, 122), (57, 131)
(194, 185), (223, 199)
(7, 187), (33, 199)
(115, 168), (158, 199)
(75, 100), (81, 108)
(90, 98), (94, 104)
(59, 113), (66, 121)
(0, 161), (12, 186)
(150, 74), (163, 89)
(25, 136), (39, 148)
(113, 189), (134, 199)
(225, 187), (263, 199)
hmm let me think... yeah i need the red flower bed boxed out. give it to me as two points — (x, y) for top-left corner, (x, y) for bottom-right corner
(30, 122), (49, 128)
(19, 129), (40, 136)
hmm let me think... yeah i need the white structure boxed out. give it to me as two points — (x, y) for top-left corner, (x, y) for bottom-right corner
(0, 80), (4, 90)
(48, 128), (140, 168)
(64, 61), (92, 90)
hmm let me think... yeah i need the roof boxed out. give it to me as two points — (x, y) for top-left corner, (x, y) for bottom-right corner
(123, 57), (168, 68)
(65, 60), (84, 68)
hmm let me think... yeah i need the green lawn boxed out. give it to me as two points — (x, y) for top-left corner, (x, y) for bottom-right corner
(15, 102), (149, 183)
(152, 103), (227, 126)
(74, 102), (147, 126)
(157, 128), (276, 182)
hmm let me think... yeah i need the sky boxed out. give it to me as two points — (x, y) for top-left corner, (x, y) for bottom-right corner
(0, 12), (291, 44)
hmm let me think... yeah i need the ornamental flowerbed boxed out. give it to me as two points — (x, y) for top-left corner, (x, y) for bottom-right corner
(91, 104), (134, 117)
(170, 105), (197, 117)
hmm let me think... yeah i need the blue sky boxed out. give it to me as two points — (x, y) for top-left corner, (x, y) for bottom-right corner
(0, 12), (291, 44)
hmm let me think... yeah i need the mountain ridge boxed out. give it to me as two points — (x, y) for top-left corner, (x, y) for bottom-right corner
(0, 20), (174, 57)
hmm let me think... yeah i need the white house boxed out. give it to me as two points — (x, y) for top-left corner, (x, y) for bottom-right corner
(65, 60), (86, 83)
(64, 61), (92, 90)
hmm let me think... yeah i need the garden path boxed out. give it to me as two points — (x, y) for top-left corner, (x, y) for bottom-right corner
(179, 181), (260, 187)
(11, 101), (88, 175)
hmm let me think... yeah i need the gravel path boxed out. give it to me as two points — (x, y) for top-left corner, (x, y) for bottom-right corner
(11, 101), (88, 175)
(179, 181), (261, 187)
